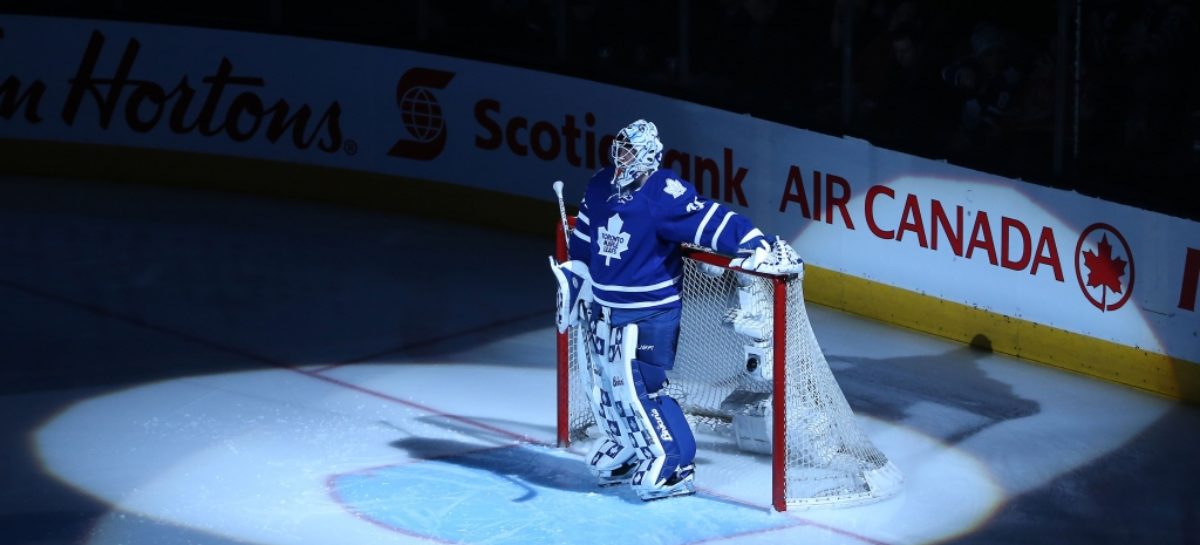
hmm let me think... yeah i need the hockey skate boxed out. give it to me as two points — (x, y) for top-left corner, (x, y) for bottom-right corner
(635, 464), (695, 501)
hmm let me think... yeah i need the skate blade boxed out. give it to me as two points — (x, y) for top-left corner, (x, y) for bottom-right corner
(597, 477), (631, 487)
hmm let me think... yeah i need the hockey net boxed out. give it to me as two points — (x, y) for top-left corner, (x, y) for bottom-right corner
(555, 221), (902, 511)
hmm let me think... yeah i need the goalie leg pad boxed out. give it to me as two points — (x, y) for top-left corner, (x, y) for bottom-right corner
(625, 360), (697, 498)
(585, 438), (637, 486)
(606, 308), (697, 500)
(583, 311), (644, 486)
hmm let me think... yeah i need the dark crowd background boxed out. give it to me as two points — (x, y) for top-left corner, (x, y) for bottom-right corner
(4, 0), (1198, 221)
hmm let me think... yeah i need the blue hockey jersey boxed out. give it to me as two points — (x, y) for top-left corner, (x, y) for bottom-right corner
(569, 167), (767, 310)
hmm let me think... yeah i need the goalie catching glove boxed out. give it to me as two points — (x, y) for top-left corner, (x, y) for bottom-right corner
(548, 256), (593, 333)
(733, 236), (804, 276)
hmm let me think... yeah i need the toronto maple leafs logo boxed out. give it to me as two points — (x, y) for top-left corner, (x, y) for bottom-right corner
(1073, 223), (1135, 312)
(664, 178), (687, 198)
(597, 214), (631, 266)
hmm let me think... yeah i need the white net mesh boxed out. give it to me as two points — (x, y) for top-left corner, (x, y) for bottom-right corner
(561, 247), (902, 509)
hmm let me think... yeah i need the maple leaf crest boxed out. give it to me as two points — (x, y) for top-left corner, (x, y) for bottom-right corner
(1082, 234), (1126, 299)
(596, 213), (631, 266)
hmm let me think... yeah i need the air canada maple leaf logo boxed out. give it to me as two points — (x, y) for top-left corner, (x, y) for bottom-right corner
(1083, 235), (1126, 293)
(1074, 224), (1135, 312)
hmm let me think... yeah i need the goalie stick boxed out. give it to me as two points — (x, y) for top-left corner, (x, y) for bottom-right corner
(552, 180), (570, 252)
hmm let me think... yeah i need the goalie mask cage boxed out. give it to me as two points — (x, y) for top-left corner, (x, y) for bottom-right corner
(555, 219), (902, 511)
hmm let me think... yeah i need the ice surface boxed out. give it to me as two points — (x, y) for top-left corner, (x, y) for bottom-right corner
(5, 176), (1199, 545)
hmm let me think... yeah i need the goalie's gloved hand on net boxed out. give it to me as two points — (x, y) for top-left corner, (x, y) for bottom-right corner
(770, 236), (804, 275)
(733, 238), (770, 271)
(734, 236), (803, 276)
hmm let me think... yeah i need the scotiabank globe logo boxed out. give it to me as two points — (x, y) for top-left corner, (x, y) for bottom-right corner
(388, 68), (455, 160)
(1074, 223), (1135, 312)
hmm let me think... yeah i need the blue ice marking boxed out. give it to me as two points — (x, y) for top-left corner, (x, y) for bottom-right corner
(332, 443), (792, 545)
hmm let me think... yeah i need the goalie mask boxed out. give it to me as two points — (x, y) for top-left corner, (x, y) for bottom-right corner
(611, 119), (663, 190)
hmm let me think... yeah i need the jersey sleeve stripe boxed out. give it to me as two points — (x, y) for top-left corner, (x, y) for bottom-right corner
(710, 211), (734, 250)
(573, 230), (591, 243)
(577, 211), (590, 225)
(740, 228), (764, 245)
(693, 204), (722, 246)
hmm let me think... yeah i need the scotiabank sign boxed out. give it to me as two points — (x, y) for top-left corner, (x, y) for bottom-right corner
(471, 100), (754, 207)
(387, 68), (454, 161)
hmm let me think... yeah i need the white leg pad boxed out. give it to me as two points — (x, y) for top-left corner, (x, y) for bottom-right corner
(604, 322), (694, 500)
(583, 316), (643, 484)
(589, 314), (696, 499)
(585, 438), (637, 486)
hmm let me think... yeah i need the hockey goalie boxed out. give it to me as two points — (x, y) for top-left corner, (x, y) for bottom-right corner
(549, 119), (802, 501)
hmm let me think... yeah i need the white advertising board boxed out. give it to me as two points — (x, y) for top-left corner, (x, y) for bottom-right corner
(1, 15), (1196, 362)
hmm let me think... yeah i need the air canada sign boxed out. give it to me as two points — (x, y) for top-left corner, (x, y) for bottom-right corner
(779, 168), (1139, 313)
(0, 30), (344, 153)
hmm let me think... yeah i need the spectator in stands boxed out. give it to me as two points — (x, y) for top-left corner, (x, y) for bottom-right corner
(941, 21), (1026, 172)
(1081, 0), (1197, 211)
(854, 2), (953, 156)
